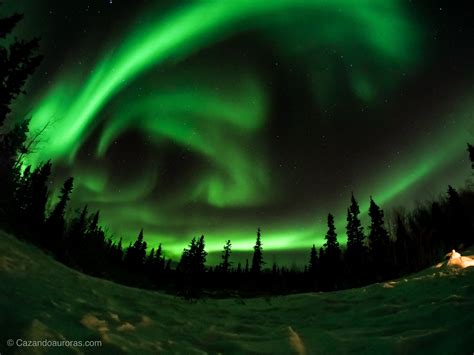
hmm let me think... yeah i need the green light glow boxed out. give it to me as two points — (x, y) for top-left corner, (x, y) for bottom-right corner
(15, 0), (472, 263)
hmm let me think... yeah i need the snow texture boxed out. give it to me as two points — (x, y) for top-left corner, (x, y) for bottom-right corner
(0, 231), (473, 354)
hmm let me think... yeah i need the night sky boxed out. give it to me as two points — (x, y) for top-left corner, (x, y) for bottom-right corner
(4, 1), (474, 265)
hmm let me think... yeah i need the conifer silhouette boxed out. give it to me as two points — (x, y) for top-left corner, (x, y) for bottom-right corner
(220, 240), (232, 273)
(251, 228), (264, 274)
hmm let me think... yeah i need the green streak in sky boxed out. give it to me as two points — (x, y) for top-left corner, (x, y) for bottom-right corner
(27, 0), (419, 165)
(22, 0), (470, 263)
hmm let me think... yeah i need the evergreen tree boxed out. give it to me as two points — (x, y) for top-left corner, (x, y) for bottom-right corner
(430, 201), (447, 259)
(146, 248), (155, 266)
(194, 235), (207, 274)
(468, 143), (474, 169)
(220, 240), (232, 273)
(177, 235), (206, 298)
(393, 214), (412, 273)
(44, 177), (74, 252)
(115, 237), (124, 262)
(178, 237), (196, 273)
(128, 228), (147, 268)
(346, 194), (366, 253)
(345, 194), (367, 283)
(49, 177), (74, 221)
(0, 11), (42, 125)
(0, 120), (30, 222)
(368, 197), (391, 279)
(67, 205), (88, 262)
(446, 185), (471, 247)
(321, 213), (341, 289)
(178, 235), (207, 275)
(155, 243), (165, 271)
(324, 214), (340, 256)
(308, 244), (318, 274)
(69, 206), (88, 241)
(24, 161), (52, 233)
(0, 9), (42, 223)
(251, 227), (264, 274)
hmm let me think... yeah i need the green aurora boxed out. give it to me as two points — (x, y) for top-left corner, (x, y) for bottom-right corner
(5, 0), (473, 263)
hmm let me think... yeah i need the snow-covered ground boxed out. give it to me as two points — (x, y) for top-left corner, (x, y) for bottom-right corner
(1, 231), (473, 354)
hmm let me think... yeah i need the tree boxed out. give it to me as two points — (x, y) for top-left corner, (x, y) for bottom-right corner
(23, 161), (52, 233)
(468, 143), (474, 169)
(220, 240), (232, 273)
(177, 235), (207, 299)
(151, 243), (165, 274)
(345, 194), (367, 283)
(320, 213), (342, 290)
(0, 12), (43, 126)
(393, 213), (412, 273)
(446, 185), (471, 247)
(146, 248), (155, 267)
(0, 9), (42, 224)
(125, 228), (147, 269)
(67, 205), (89, 261)
(178, 237), (195, 274)
(194, 235), (207, 274)
(368, 197), (391, 279)
(308, 244), (318, 274)
(0, 119), (30, 223)
(323, 214), (340, 257)
(44, 177), (74, 253)
(251, 227), (264, 274)
(178, 235), (207, 275)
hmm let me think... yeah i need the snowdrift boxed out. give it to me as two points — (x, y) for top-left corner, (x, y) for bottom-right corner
(1, 231), (473, 354)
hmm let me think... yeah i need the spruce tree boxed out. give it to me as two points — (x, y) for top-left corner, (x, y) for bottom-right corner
(178, 237), (196, 273)
(125, 228), (147, 269)
(0, 11), (42, 125)
(346, 194), (365, 252)
(446, 185), (471, 247)
(194, 235), (207, 274)
(308, 244), (318, 274)
(25, 161), (52, 233)
(321, 213), (341, 289)
(151, 243), (165, 273)
(112, 237), (124, 263)
(394, 214), (412, 273)
(67, 205), (88, 261)
(0, 9), (42, 224)
(345, 194), (366, 283)
(178, 236), (207, 275)
(133, 228), (147, 266)
(251, 227), (264, 274)
(0, 120), (30, 223)
(220, 240), (232, 273)
(368, 197), (391, 278)
(44, 177), (74, 253)
(324, 214), (340, 256)
(146, 248), (155, 266)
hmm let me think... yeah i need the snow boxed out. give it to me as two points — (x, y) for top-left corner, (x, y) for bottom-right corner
(445, 249), (474, 269)
(1, 231), (473, 354)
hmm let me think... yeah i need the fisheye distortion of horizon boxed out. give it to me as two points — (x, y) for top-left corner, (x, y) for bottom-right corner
(5, 0), (473, 262)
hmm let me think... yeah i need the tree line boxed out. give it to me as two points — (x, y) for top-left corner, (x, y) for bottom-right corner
(1, 10), (474, 299)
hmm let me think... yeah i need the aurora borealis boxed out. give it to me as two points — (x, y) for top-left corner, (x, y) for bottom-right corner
(4, 1), (473, 264)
